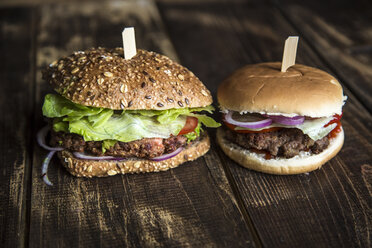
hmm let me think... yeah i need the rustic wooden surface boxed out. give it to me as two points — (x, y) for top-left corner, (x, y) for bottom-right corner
(0, 0), (371, 247)
(157, 1), (372, 247)
(0, 7), (34, 248)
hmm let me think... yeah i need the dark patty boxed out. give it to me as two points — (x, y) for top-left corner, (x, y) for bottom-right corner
(50, 130), (188, 158)
(224, 127), (329, 158)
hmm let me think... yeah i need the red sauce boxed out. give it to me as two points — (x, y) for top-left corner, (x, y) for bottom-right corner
(324, 113), (343, 140)
(328, 121), (342, 139)
(250, 148), (273, 160)
(265, 153), (273, 160)
(324, 113), (342, 127)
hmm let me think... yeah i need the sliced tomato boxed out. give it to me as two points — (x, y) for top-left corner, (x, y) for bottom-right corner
(178, 117), (198, 135)
(224, 121), (282, 133)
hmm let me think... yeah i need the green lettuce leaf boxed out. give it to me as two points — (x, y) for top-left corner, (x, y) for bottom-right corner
(189, 113), (220, 128)
(43, 94), (220, 143)
(126, 105), (216, 124)
(53, 119), (68, 132)
(102, 140), (117, 153)
(43, 94), (103, 117)
(184, 122), (202, 142)
(65, 113), (186, 142)
(87, 109), (114, 127)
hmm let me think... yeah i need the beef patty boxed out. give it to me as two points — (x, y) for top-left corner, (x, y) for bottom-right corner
(50, 130), (188, 158)
(224, 127), (329, 158)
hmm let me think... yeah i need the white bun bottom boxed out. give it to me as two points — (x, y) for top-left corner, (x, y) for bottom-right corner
(217, 127), (344, 175)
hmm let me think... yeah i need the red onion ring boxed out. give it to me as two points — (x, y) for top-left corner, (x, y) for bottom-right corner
(74, 147), (184, 162)
(267, 115), (305, 126)
(224, 111), (272, 129)
(73, 152), (124, 160)
(151, 147), (183, 161)
(42, 150), (56, 186)
(37, 126), (64, 151)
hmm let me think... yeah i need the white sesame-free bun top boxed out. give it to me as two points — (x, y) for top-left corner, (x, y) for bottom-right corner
(43, 48), (212, 110)
(218, 62), (346, 117)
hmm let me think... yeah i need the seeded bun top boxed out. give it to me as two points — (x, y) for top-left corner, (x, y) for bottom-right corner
(43, 48), (212, 110)
(218, 62), (346, 117)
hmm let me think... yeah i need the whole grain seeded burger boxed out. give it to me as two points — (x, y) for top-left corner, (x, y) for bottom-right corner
(38, 47), (220, 182)
(217, 62), (346, 175)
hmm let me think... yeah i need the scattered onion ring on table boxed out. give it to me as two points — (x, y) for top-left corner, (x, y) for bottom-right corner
(41, 151), (56, 186)
(37, 126), (64, 186)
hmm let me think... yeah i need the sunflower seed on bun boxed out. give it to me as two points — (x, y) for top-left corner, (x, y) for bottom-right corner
(217, 62), (346, 175)
(38, 47), (220, 179)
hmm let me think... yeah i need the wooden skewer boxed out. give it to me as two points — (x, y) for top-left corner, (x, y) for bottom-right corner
(281, 36), (299, 72)
(122, 27), (137, 59)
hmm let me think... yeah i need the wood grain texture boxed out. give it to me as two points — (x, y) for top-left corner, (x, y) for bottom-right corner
(1, 0), (371, 247)
(157, 0), (372, 247)
(276, 0), (372, 113)
(29, 1), (255, 247)
(0, 7), (34, 248)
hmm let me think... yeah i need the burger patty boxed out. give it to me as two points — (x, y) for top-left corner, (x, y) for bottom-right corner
(224, 127), (329, 158)
(49, 131), (188, 158)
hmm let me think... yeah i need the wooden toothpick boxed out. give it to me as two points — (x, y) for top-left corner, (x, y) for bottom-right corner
(281, 36), (299, 72)
(122, 27), (137, 59)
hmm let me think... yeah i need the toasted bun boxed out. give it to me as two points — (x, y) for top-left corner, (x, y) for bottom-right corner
(58, 133), (210, 177)
(216, 128), (344, 175)
(43, 48), (212, 110)
(218, 62), (345, 117)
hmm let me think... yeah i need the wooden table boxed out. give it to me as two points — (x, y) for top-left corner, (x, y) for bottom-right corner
(1, 0), (371, 247)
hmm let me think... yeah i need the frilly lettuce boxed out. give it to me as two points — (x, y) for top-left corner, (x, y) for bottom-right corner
(102, 140), (117, 153)
(43, 94), (220, 144)
(67, 113), (187, 142)
(42, 94), (102, 118)
(127, 105), (218, 126)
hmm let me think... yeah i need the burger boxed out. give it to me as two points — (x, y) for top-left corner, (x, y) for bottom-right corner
(38, 47), (220, 181)
(216, 62), (346, 175)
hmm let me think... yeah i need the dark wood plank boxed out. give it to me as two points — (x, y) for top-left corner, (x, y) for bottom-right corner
(0, 7), (34, 248)
(157, 0), (372, 247)
(29, 1), (255, 247)
(276, 0), (372, 113)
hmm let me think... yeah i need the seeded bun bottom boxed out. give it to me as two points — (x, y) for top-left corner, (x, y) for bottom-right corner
(58, 133), (210, 177)
(216, 128), (344, 175)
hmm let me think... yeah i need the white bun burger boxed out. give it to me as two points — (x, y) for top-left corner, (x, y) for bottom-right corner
(38, 47), (220, 181)
(217, 62), (346, 175)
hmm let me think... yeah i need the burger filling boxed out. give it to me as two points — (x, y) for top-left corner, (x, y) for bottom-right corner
(224, 127), (329, 158)
(42, 94), (220, 159)
(223, 111), (342, 159)
(50, 130), (188, 158)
